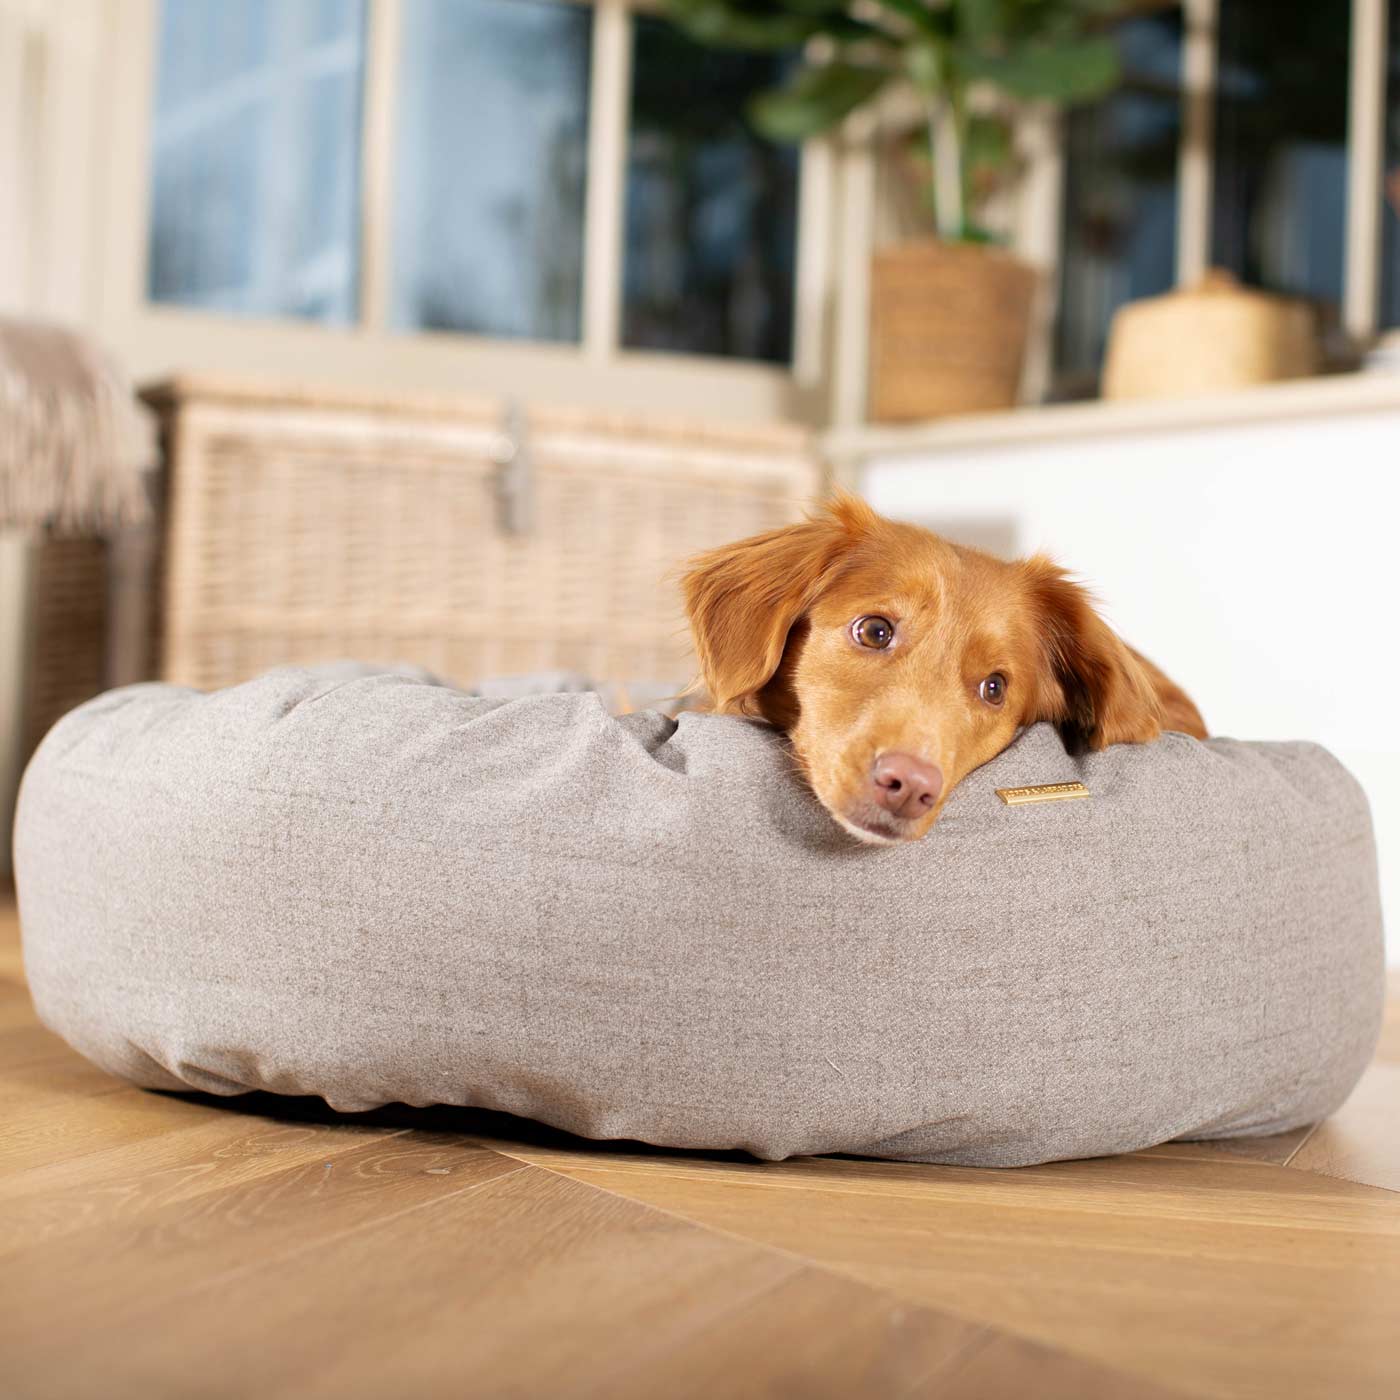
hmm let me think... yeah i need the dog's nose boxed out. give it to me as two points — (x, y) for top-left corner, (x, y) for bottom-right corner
(870, 752), (943, 818)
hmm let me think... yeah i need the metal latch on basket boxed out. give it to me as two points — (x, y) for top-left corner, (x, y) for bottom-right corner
(490, 402), (532, 537)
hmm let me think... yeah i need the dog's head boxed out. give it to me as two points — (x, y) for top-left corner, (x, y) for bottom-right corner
(682, 494), (1164, 843)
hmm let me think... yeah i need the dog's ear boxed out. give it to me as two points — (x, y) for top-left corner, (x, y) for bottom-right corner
(682, 492), (873, 716)
(1024, 558), (1163, 753)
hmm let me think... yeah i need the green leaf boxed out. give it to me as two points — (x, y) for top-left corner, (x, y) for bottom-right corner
(1067, 0), (1140, 16)
(957, 0), (1009, 46)
(868, 0), (945, 36)
(661, 0), (822, 50)
(904, 39), (947, 95)
(747, 61), (892, 141)
(961, 34), (1120, 102)
(660, 0), (881, 51)
(965, 110), (1014, 170)
(958, 221), (1001, 244)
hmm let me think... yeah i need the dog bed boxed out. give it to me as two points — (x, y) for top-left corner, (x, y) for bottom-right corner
(14, 665), (1385, 1167)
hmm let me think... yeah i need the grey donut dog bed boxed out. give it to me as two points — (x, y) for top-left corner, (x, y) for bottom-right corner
(14, 664), (1386, 1167)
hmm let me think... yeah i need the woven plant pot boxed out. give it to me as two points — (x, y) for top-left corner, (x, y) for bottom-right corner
(868, 240), (1038, 422)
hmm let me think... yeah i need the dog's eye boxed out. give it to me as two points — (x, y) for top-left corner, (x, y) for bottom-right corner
(852, 616), (895, 650)
(979, 673), (1007, 707)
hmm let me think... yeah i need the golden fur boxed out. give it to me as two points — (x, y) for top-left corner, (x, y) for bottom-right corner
(683, 494), (1206, 844)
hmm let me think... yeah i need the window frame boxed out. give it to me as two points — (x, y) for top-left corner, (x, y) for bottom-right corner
(829, 0), (1395, 428)
(90, 0), (1400, 429)
(1054, 0), (1395, 364)
(97, 0), (835, 422)
(1176, 0), (1388, 339)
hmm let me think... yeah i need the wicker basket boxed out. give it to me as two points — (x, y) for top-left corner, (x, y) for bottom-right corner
(868, 240), (1039, 422)
(143, 378), (820, 695)
(2, 527), (163, 883)
(24, 534), (111, 755)
(1103, 270), (1318, 401)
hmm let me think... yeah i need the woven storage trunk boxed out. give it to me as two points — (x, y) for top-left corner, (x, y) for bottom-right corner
(144, 378), (820, 694)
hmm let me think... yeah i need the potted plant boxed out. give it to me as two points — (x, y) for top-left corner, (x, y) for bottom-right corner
(662, 0), (1128, 420)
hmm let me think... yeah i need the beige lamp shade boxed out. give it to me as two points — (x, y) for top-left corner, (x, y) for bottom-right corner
(1102, 270), (1317, 402)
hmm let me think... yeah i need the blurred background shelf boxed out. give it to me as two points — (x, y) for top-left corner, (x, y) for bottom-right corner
(826, 366), (1400, 464)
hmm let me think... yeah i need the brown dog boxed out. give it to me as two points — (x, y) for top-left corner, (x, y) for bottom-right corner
(683, 494), (1206, 844)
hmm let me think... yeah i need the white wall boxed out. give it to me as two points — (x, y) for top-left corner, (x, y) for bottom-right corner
(864, 406), (1400, 961)
(0, 0), (106, 322)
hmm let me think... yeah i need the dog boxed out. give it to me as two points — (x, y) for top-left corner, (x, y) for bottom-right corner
(683, 493), (1206, 844)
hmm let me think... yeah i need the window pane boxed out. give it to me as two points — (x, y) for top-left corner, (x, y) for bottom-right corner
(391, 0), (590, 342)
(1380, 0), (1400, 328)
(623, 17), (798, 364)
(148, 0), (366, 323)
(1211, 0), (1350, 308)
(1053, 10), (1182, 401)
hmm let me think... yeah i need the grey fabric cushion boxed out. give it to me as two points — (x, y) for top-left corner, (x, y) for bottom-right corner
(14, 665), (1386, 1167)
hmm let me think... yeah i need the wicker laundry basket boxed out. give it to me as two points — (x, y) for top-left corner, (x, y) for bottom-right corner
(143, 378), (820, 695)
(3, 531), (143, 884)
(15, 525), (159, 754)
(24, 535), (110, 755)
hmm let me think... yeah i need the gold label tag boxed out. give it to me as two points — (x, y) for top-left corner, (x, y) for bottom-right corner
(996, 781), (1090, 807)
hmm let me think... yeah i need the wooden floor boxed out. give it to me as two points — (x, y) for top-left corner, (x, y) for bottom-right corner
(3, 895), (1398, 1400)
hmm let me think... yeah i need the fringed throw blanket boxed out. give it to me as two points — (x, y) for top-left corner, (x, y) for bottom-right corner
(0, 319), (156, 532)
